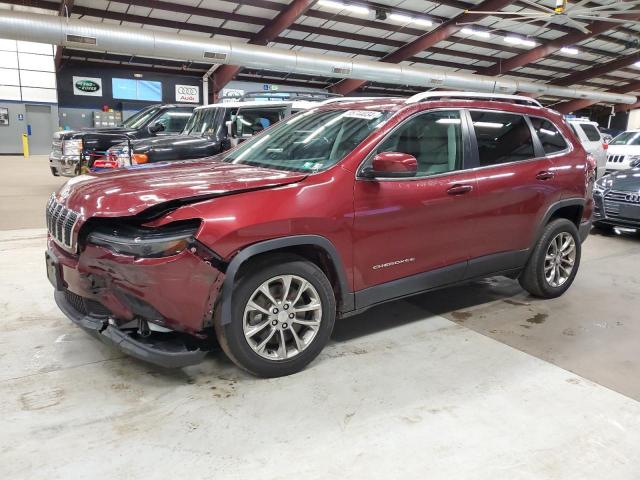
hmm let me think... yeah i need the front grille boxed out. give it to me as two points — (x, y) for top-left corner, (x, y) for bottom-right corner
(607, 155), (626, 164)
(46, 195), (80, 251)
(64, 289), (111, 317)
(64, 289), (87, 315)
(603, 190), (640, 219)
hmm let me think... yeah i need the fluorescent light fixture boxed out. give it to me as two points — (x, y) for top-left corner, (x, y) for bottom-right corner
(317, 0), (369, 15)
(560, 46), (579, 55)
(389, 13), (433, 26)
(634, 61), (640, 68)
(474, 121), (504, 129)
(436, 118), (462, 124)
(504, 35), (535, 47)
(461, 27), (491, 38)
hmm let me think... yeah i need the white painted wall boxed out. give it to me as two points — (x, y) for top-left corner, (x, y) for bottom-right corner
(627, 109), (640, 130)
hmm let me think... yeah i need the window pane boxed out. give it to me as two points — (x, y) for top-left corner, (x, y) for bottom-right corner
(155, 109), (193, 133)
(376, 110), (463, 177)
(235, 108), (285, 136)
(580, 123), (601, 142)
(530, 117), (568, 155)
(112, 78), (137, 100)
(470, 111), (534, 166)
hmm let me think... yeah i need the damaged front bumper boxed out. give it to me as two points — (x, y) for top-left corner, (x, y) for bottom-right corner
(54, 289), (207, 368)
(48, 237), (225, 368)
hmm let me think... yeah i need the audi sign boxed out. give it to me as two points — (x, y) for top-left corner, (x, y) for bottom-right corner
(175, 84), (200, 103)
(625, 193), (640, 203)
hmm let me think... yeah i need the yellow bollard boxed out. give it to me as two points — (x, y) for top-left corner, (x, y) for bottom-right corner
(22, 133), (29, 158)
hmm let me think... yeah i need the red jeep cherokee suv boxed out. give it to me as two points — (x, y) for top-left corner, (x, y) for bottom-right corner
(46, 92), (595, 377)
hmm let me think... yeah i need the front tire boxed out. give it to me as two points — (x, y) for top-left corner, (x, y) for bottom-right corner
(519, 218), (581, 298)
(215, 256), (336, 377)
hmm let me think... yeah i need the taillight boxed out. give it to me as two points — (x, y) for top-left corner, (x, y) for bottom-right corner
(92, 159), (119, 169)
(585, 153), (596, 189)
(603, 142), (608, 150)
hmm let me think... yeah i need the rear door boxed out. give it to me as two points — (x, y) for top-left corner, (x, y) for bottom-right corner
(464, 109), (562, 272)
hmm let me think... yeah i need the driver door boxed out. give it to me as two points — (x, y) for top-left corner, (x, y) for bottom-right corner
(352, 109), (478, 299)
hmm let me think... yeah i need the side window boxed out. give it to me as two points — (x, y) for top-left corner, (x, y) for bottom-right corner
(580, 123), (602, 142)
(470, 111), (535, 166)
(154, 109), (193, 133)
(375, 110), (463, 177)
(235, 108), (286, 137)
(530, 117), (568, 155)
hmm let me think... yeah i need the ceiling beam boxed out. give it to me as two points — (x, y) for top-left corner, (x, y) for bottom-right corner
(329, 0), (514, 95)
(211, 0), (313, 96)
(553, 81), (640, 114)
(479, 15), (640, 77)
(554, 52), (640, 87)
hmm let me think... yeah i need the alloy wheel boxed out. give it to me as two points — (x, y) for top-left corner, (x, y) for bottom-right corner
(544, 232), (576, 288)
(243, 275), (323, 360)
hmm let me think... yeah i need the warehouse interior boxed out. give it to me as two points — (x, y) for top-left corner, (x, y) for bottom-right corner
(1, 0), (640, 478)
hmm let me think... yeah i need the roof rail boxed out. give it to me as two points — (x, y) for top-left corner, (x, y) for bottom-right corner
(405, 91), (542, 107)
(219, 90), (342, 103)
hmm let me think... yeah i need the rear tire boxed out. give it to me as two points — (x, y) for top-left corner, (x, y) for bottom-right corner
(519, 219), (581, 298)
(215, 255), (336, 377)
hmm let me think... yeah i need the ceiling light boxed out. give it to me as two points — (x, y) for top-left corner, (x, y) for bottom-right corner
(318, 0), (369, 15)
(461, 27), (491, 38)
(388, 13), (433, 27)
(560, 47), (579, 55)
(504, 35), (535, 47)
(634, 61), (640, 67)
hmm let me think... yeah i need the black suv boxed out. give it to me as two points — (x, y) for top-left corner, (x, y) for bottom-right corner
(49, 104), (195, 176)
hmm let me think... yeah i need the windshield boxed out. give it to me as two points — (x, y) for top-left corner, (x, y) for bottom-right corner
(182, 107), (220, 135)
(122, 106), (162, 129)
(610, 131), (640, 146)
(222, 108), (390, 172)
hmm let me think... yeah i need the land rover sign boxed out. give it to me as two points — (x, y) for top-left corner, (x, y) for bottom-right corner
(73, 76), (102, 97)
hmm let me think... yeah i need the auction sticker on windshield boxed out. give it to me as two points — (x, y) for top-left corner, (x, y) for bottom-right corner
(343, 110), (383, 119)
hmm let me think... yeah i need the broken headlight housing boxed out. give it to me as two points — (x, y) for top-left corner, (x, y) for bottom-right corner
(86, 220), (201, 258)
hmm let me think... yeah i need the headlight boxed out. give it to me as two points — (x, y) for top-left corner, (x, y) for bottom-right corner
(106, 145), (131, 167)
(63, 139), (83, 156)
(86, 220), (201, 258)
(594, 176), (613, 194)
(630, 157), (640, 168)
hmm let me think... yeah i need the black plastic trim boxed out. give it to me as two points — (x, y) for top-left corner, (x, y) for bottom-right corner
(579, 219), (592, 243)
(535, 198), (586, 245)
(219, 235), (353, 325)
(354, 262), (466, 310)
(55, 290), (207, 368)
(465, 249), (529, 279)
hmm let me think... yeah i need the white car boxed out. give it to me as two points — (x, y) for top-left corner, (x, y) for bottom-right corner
(605, 130), (640, 174)
(566, 118), (607, 179)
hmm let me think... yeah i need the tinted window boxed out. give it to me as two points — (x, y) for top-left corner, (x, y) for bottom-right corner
(470, 111), (534, 166)
(154, 109), (193, 133)
(375, 110), (463, 177)
(579, 123), (601, 142)
(235, 108), (286, 137)
(530, 117), (568, 155)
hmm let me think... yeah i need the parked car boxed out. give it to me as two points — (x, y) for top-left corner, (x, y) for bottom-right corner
(49, 104), (195, 176)
(593, 164), (640, 230)
(566, 117), (607, 178)
(600, 127), (623, 144)
(46, 92), (595, 377)
(97, 92), (356, 171)
(603, 130), (640, 175)
(98, 100), (296, 170)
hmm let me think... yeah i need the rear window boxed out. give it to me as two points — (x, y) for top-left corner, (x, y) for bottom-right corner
(579, 123), (601, 142)
(470, 111), (535, 166)
(530, 117), (568, 155)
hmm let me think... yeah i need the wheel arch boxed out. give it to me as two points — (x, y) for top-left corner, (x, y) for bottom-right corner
(532, 198), (585, 248)
(218, 235), (354, 325)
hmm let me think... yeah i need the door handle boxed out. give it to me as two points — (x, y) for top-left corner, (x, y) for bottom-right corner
(447, 184), (473, 195)
(536, 170), (555, 180)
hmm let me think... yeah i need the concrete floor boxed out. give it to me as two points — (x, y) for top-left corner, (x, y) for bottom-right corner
(2, 156), (640, 478)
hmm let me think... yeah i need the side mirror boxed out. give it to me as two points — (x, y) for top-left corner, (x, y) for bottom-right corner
(148, 122), (165, 134)
(362, 152), (418, 178)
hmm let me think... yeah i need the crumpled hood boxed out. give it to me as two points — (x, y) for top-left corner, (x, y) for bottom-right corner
(603, 167), (640, 192)
(55, 159), (307, 218)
